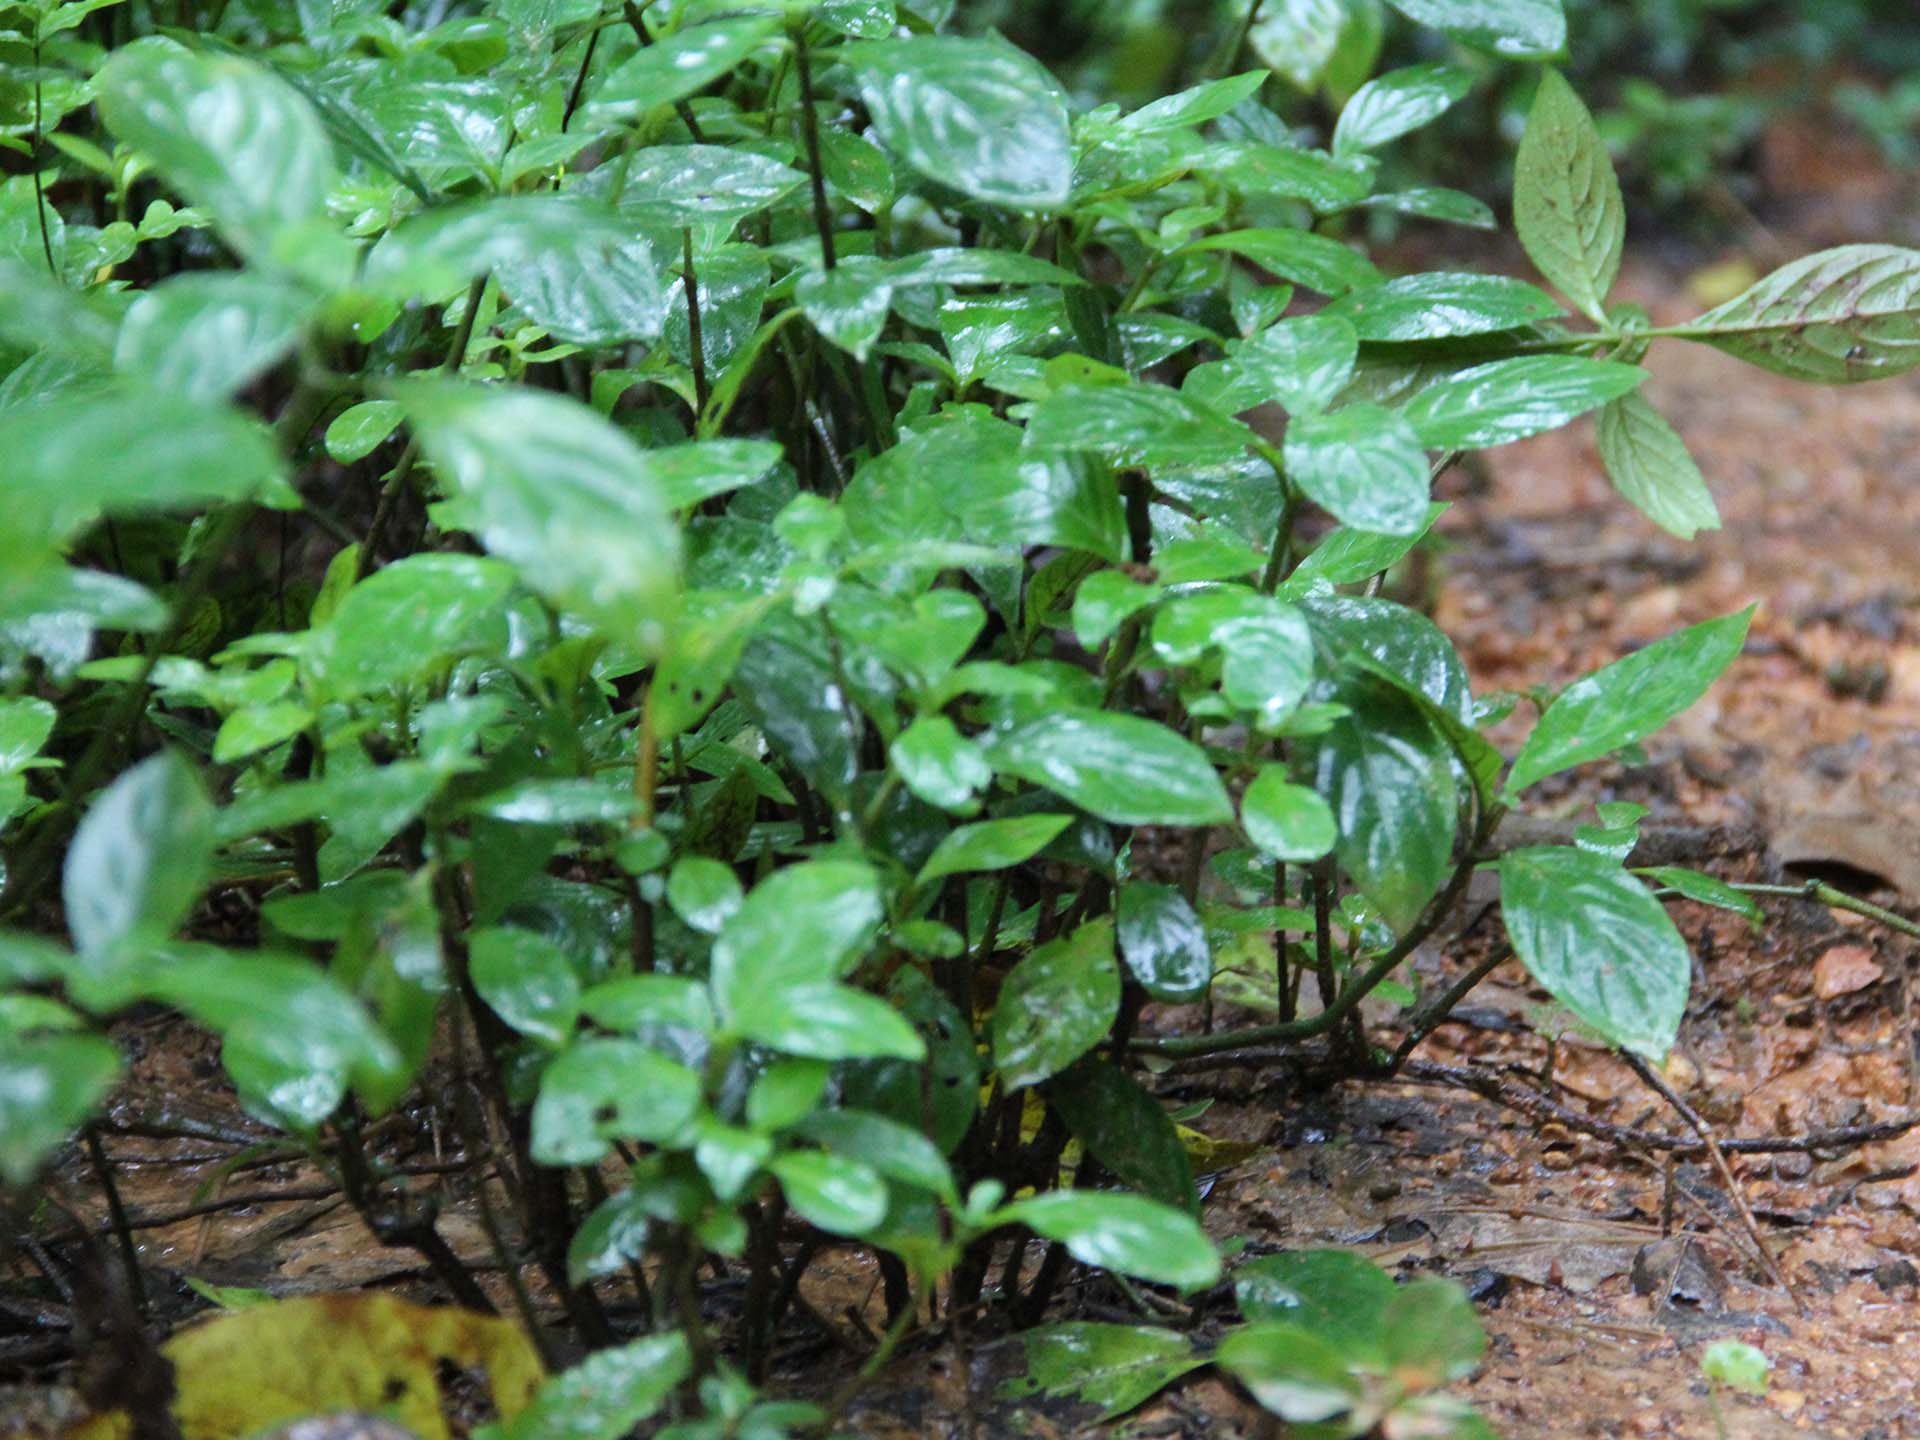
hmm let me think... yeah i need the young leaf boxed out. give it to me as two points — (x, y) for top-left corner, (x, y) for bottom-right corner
(1283, 403), (1431, 536)
(63, 751), (212, 963)
(1283, 503), (1446, 591)
(709, 861), (881, 1018)
(1506, 607), (1753, 795)
(1003, 1323), (1203, 1423)
(1683, 244), (1920, 383)
(1332, 63), (1473, 156)
(1323, 272), (1563, 342)
(986, 710), (1234, 827)
(1115, 882), (1212, 1001)
(991, 919), (1121, 1088)
(395, 381), (682, 651)
(1400, 356), (1644, 449)
(1498, 846), (1691, 1058)
(916, 814), (1074, 887)
(664, 857), (743, 935)
(1151, 589), (1315, 729)
(325, 401), (405, 464)
(841, 36), (1071, 211)
(1639, 866), (1765, 924)
(1242, 767), (1338, 862)
(993, 1190), (1220, 1290)
(1596, 392), (1721, 540)
(1117, 71), (1268, 134)
(1387, 0), (1566, 59)
(1514, 69), (1625, 325)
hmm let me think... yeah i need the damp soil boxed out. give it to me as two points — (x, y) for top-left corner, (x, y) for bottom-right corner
(9, 110), (1920, 1440)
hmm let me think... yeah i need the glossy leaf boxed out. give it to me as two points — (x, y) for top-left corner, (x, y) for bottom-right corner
(1284, 503), (1447, 591)
(733, 981), (926, 1061)
(1216, 1324), (1362, 1423)
(917, 814), (1072, 887)
(1514, 68), (1625, 325)
(1306, 676), (1457, 933)
(1332, 63), (1472, 156)
(842, 36), (1071, 210)
(1597, 393), (1721, 540)
(891, 715), (994, 814)
(1235, 1248), (1395, 1353)
(1114, 883), (1210, 1001)
(312, 554), (514, 699)
(590, 15), (783, 120)
(63, 751), (212, 962)
(994, 1190), (1220, 1290)
(1498, 845), (1691, 1057)
(1025, 384), (1254, 468)
(1640, 866), (1765, 924)
(769, 1149), (889, 1235)
(397, 381), (681, 650)
(665, 856), (742, 935)
(0, 1034), (120, 1184)
(987, 710), (1233, 827)
(1189, 228), (1380, 297)
(616, 145), (805, 229)
(710, 860), (880, 1020)
(1052, 1060), (1198, 1213)
(1152, 589), (1315, 729)
(1283, 403), (1431, 536)
(1241, 766), (1337, 862)
(1507, 608), (1752, 795)
(325, 401), (405, 464)
(1072, 571), (1160, 649)
(1387, 0), (1567, 58)
(1400, 356), (1644, 450)
(793, 1108), (957, 1202)
(1302, 594), (1475, 724)
(1324, 272), (1563, 342)
(530, 1038), (701, 1164)
(1003, 1323), (1202, 1423)
(469, 927), (581, 1047)
(114, 272), (311, 402)
(991, 919), (1121, 1088)
(1183, 313), (1358, 418)
(1382, 1274), (1487, 1383)
(490, 1332), (689, 1440)
(1684, 244), (1920, 383)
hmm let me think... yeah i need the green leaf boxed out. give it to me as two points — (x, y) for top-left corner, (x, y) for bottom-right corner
(1400, 356), (1644, 450)
(769, 1149), (888, 1235)
(797, 261), (894, 361)
(793, 1108), (957, 1202)
(1072, 571), (1160, 649)
(665, 857), (742, 935)
(1639, 866), (1765, 924)
(325, 401), (405, 464)
(1, 386), (285, 556)
(1248, 0), (1359, 92)
(1188, 229), (1381, 298)
(1242, 767), (1337, 862)
(1596, 393), (1720, 540)
(1025, 384), (1255, 469)
(489, 1333), (689, 1440)
(994, 1190), (1220, 1290)
(987, 711), (1233, 827)
(617, 145), (805, 229)
(63, 751), (212, 963)
(0, 1033), (120, 1184)
(1305, 676), (1457, 933)
(1683, 244), (1920, 383)
(530, 1037), (701, 1164)
(710, 860), (880, 1019)
(1003, 1323), (1203, 1423)
(1324, 272), (1564, 342)
(396, 381), (681, 650)
(735, 981), (927, 1061)
(1235, 1248), (1395, 1353)
(1499, 846), (1690, 1057)
(1118, 71), (1268, 134)
(114, 272), (312, 403)
(1115, 882), (1211, 1001)
(1387, 0), (1566, 58)
(96, 47), (340, 271)
(1514, 69), (1625, 325)
(1360, 185), (1498, 229)
(312, 554), (514, 699)
(1284, 504), (1446, 592)
(1183, 313), (1358, 418)
(891, 715), (993, 814)
(579, 974), (713, 1033)
(1332, 63), (1473, 156)
(1302, 594), (1475, 724)
(1151, 589), (1315, 729)
(842, 36), (1071, 210)
(991, 919), (1120, 1088)
(917, 814), (1073, 887)
(1283, 403), (1431, 536)
(1506, 608), (1752, 795)
(840, 967), (979, 1154)
(1217, 1324), (1363, 1423)
(1382, 1274), (1486, 1383)
(1052, 1060), (1198, 1213)
(1701, 1340), (1771, 1396)
(212, 701), (314, 765)
(590, 14), (783, 120)
(745, 1058), (830, 1133)
(469, 927), (581, 1048)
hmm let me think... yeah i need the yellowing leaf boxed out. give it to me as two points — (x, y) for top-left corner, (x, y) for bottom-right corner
(67, 1294), (542, 1440)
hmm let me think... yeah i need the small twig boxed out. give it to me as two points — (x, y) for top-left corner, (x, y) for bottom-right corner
(84, 1128), (146, 1317)
(681, 228), (711, 415)
(1619, 1051), (1801, 1312)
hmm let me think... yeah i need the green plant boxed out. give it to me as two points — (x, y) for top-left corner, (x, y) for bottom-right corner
(4, 0), (1920, 1434)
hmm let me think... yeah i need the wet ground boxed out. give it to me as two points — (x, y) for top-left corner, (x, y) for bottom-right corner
(8, 111), (1920, 1440)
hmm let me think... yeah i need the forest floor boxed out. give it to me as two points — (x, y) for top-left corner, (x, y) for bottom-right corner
(9, 112), (1920, 1440)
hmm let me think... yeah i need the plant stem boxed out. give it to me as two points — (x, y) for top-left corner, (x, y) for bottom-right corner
(682, 228), (711, 415)
(791, 17), (836, 269)
(1732, 880), (1920, 941)
(31, 33), (56, 278)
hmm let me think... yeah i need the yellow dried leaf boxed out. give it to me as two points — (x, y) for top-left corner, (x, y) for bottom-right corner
(65, 1293), (542, 1440)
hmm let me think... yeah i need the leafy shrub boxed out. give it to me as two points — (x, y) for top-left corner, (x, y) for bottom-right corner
(3, 0), (1917, 1434)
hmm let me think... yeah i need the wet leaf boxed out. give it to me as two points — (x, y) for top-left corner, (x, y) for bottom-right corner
(1400, 356), (1643, 449)
(1052, 1060), (1198, 1213)
(1303, 594), (1475, 724)
(1182, 312), (1358, 417)
(793, 1108), (957, 1201)
(1639, 866), (1764, 924)
(840, 967), (979, 1154)
(1596, 392), (1720, 540)
(1152, 588), (1315, 729)
(324, 400), (405, 463)
(665, 856), (743, 935)
(994, 1189), (1220, 1290)
(1514, 68), (1624, 325)
(843, 36), (1071, 210)
(1382, 1274), (1487, 1385)
(1003, 1322), (1203, 1422)
(991, 919), (1121, 1088)
(114, 272), (312, 403)
(1499, 845), (1691, 1057)
(1025, 384), (1255, 468)
(917, 814), (1073, 887)
(1684, 244), (1920, 383)
(734, 981), (926, 1061)
(1332, 63), (1473, 156)
(1216, 1323), (1362, 1423)
(486, 1331), (687, 1440)
(470, 927), (581, 1047)
(63, 751), (212, 965)
(1242, 766), (1337, 862)
(311, 553), (514, 700)
(1236, 1248), (1395, 1353)
(710, 860), (881, 1017)
(530, 1037), (701, 1164)
(987, 710), (1233, 827)
(1324, 272), (1563, 341)
(617, 144), (805, 229)
(590, 14), (783, 120)
(0, 1033), (120, 1184)
(1284, 503), (1447, 591)
(1284, 403), (1431, 535)
(891, 714), (994, 814)
(770, 1148), (888, 1235)
(1115, 882), (1211, 1001)
(1507, 607), (1752, 795)
(1387, 0), (1566, 59)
